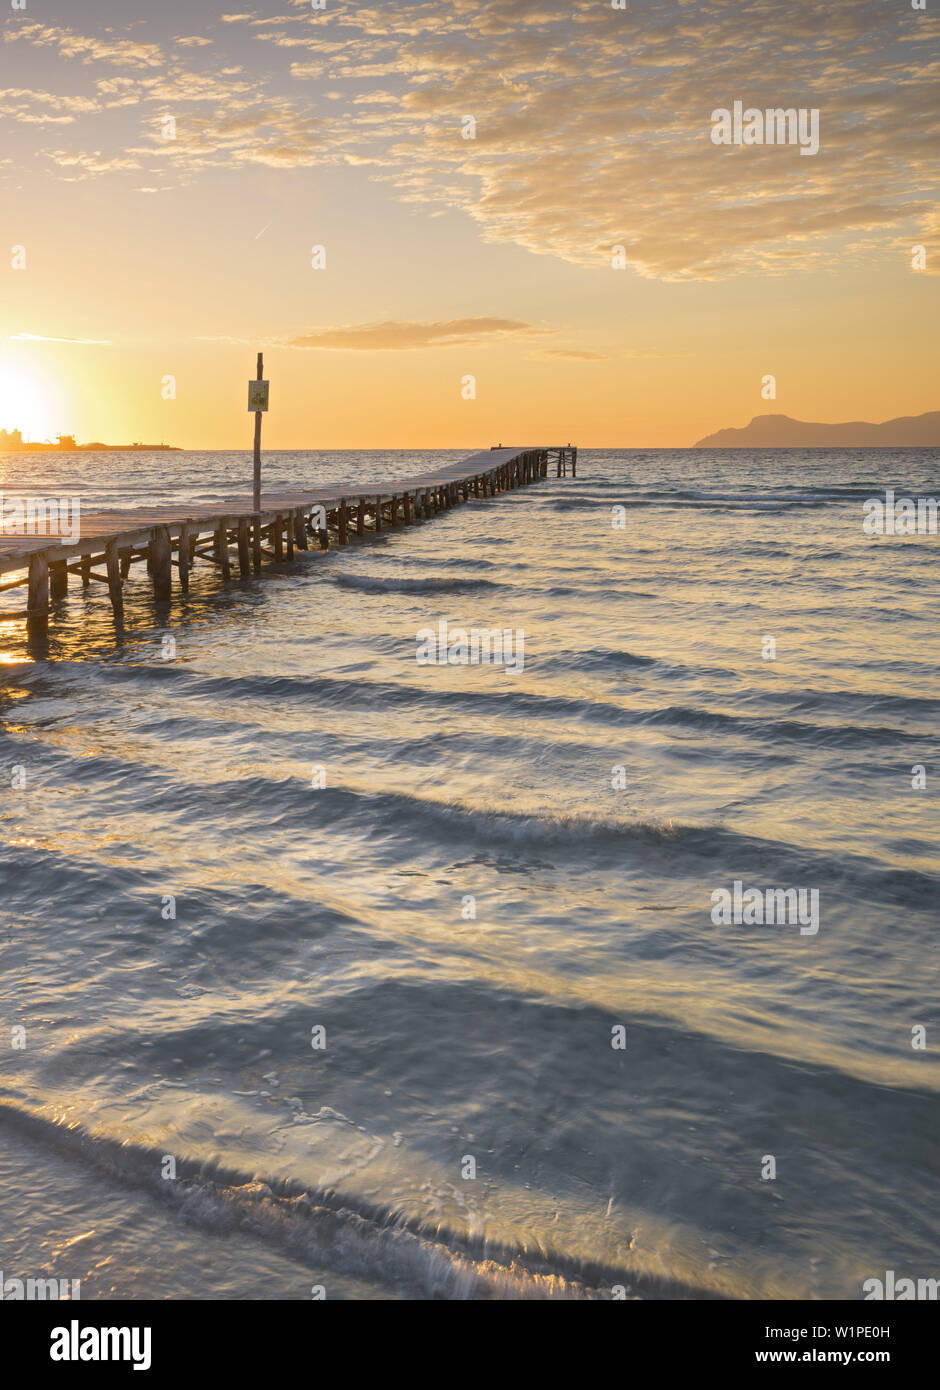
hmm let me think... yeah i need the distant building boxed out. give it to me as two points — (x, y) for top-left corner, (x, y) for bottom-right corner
(0, 427), (24, 450)
(56, 435), (77, 450)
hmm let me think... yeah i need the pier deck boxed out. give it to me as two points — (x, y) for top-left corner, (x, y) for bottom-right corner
(0, 444), (576, 633)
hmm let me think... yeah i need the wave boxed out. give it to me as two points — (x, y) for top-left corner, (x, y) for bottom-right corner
(0, 1098), (719, 1300)
(329, 573), (503, 596)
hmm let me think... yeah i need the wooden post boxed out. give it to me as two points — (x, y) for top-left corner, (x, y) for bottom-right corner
(357, 499), (366, 536)
(178, 525), (191, 591)
(105, 541), (124, 624)
(120, 549), (132, 579)
(27, 552), (49, 622)
(215, 520), (231, 579)
(374, 497), (383, 532)
(251, 516), (262, 571)
(294, 508), (308, 550)
(571, 446), (577, 477)
(237, 518), (251, 575)
(80, 555), (91, 588)
(50, 558), (68, 600)
(403, 492), (413, 524)
(390, 495), (399, 526)
(272, 514), (284, 560)
(151, 525), (172, 600)
(285, 510), (294, 560)
(252, 351), (263, 512)
(338, 499), (349, 544)
(318, 522), (329, 550)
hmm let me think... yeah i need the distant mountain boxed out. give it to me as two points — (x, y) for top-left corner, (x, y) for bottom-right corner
(695, 411), (940, 447)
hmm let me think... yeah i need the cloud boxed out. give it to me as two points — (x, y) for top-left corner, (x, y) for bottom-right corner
(11, 333), (111, 345)
(536, 348), (609, 360)
(4, 22), (163, 69)
(6, 1), (939, 279)
(286, 318), (543, 350)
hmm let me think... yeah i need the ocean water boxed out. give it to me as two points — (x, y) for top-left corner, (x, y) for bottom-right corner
(0, 448), (937, 1300)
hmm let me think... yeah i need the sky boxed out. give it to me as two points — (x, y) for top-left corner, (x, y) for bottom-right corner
(0, 0), (937, 448)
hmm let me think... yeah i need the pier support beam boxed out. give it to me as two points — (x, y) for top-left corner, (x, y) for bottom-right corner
(357, 499), (366, 536)
(294, 508), (308, 550)
(237, 519), (251, 575)
(178, 525), (192, 591)
(50, 559), (68, 601)
(81, 555), (91, 589)
(251, 516), (262, 571)
(338, 500), (349, 545)
(273, 515), (284, 561)
(151, 526), (172, 600)
(374, 498), (382, 533)
(403, 493), (413, 524)
(27, 553), (49, 624)
(215, 520), (232, 579)
(105, 541), (124, 625)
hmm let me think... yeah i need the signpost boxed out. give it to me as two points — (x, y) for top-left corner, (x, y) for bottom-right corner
(250, 353), (269, 510)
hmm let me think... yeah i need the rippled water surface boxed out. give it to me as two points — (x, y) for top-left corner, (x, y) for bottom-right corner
(1, 448), (937, 1299)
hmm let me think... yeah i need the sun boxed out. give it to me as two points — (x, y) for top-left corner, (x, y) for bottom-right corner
(0, 360), (58, 442)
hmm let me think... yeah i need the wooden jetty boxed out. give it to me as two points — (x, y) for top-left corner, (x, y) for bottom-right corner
(0, 445), (577, 636)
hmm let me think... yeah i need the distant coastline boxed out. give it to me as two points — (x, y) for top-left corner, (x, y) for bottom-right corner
(0, 428), (180, 453)
(695, 410), (940, 447)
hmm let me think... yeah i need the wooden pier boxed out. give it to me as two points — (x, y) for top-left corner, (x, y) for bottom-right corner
(0, 445), (576, 638)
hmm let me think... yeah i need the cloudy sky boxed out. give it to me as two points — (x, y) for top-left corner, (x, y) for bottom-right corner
(1, 0), (937, 447)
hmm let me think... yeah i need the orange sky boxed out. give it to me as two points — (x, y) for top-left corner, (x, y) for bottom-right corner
(1, 0), (937, 448)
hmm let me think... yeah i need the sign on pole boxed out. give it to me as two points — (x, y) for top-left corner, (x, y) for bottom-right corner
(248, 380), (270, 413)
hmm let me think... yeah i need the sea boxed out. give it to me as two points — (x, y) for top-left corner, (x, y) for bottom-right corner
(0, 447), (937, 1299)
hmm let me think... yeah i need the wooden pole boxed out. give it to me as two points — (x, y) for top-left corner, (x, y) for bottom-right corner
(50, 559), (68, 600)
(252, 351), (263, 512)
(105, 541), (124, 624)
(178, 525), (191, 591)
(251, 515), (262, 571)
(237, 518), (251, 575)
(294, 508), (308, 550)
(27, 552), (49, 622)
(215, 520), (231, 579)
(403, 492), (413, 524)
(151, 525), (172, 600)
